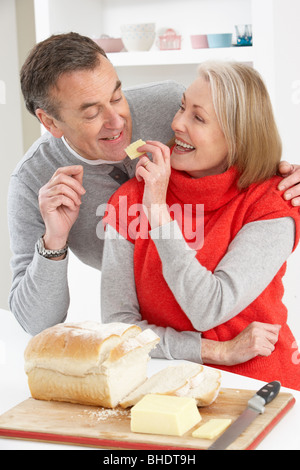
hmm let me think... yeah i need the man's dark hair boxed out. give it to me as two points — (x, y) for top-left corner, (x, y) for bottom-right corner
(20, 32), (107, 120)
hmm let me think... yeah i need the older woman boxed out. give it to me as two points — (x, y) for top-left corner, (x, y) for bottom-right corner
(101, 61), (300, 390)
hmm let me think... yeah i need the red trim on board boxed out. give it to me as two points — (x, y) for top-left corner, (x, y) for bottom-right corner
(246, 396), (296, 450)
(0, 397), (295, 450)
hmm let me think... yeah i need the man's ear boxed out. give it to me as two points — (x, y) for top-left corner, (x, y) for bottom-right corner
(35, 108), (64, 138)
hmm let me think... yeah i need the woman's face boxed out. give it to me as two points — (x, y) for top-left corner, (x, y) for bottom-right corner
(171, 77), (229, 178)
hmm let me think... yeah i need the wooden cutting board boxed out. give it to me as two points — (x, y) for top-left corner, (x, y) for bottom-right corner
(0, 388), (295, 450)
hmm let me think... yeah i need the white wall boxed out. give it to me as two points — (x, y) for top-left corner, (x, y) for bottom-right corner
(251, 0), (300, 343)
(0, 0), (24, 310)
(34, 0), (103, 42)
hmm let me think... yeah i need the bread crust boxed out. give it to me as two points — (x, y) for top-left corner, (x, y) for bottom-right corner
(24, 322), (159, 408)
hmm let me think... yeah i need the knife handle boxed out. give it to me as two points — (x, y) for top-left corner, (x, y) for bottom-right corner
(256, 381), (281, 404)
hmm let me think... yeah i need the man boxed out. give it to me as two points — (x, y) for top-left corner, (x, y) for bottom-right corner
(7, 32), (300, 336)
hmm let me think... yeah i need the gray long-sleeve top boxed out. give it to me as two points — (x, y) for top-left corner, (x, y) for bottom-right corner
(7, 81), (184, 335)
(101, 218), (295, 363)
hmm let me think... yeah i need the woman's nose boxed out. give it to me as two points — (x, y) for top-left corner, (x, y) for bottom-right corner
(171, 112), (186, 133)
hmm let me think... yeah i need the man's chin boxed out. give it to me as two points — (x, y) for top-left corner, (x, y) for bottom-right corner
(97, 132), (131, 162)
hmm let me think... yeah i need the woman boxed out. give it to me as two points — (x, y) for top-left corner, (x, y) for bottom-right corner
(101, 61), (300, 390)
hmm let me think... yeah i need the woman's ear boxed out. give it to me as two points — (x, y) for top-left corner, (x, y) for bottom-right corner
(35, 108), (64, 138)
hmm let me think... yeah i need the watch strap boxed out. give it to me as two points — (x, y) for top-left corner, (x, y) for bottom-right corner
(37, 237), (68, 259)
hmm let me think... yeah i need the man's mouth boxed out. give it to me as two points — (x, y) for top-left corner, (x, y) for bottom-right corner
(174, 138), (195, 153)
(100, 132), (122, 142)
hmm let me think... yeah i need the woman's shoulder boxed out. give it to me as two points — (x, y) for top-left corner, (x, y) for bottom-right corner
(243, 174), (299, 223)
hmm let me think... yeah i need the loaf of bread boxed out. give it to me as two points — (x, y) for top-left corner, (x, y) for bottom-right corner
(24, 321), (159, 408)
(120, 364), (221, 408)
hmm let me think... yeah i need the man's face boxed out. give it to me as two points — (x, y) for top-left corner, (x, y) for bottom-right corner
(50, 56), (132, 161)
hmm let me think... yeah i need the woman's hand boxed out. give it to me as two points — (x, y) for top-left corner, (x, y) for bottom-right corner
(201, 322), (281, 366)
(135, 140), (172, 228)
(277, 161), (300, 206)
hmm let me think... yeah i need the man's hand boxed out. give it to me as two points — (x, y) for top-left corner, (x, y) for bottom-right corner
(278, 161), (300, 206)
(39, 165), (85, 250)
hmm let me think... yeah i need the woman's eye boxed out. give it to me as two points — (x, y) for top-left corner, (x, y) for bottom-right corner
(195, 115), (204, 123)
(179, 104), (185, 111)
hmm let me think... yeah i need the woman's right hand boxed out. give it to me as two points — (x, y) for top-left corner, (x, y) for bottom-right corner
(201, 322), (281, 366)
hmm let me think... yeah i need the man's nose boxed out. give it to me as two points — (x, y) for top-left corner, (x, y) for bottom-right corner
(103, 106), (123, 128)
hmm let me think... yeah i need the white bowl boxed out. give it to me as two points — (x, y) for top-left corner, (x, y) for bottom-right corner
(121, 31), (156, 51)
(121, 23), (155, 33)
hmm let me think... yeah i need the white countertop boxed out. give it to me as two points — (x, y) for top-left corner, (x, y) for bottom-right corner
(0, 308), (299, 450)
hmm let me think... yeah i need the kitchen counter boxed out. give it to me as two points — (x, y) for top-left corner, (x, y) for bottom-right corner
(0, 308), (299, 450)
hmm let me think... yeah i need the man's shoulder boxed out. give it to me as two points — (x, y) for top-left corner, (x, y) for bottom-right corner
(125, 81), (185, 144)
(124, 80), (185, 104)
(12, 133), (67, 179)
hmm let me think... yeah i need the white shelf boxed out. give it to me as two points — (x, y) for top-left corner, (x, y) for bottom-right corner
(107, 46), (253, 67)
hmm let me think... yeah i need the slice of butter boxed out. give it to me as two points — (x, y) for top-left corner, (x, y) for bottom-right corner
(125, 139), (146, 159)
(131, 394), (201, 436)
(192, 418), (232, 439)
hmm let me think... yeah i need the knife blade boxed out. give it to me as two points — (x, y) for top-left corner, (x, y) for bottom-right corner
(207, 380), (281, 450)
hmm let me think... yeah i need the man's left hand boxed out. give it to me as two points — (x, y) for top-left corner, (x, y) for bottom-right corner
(278, 161), (300, 206)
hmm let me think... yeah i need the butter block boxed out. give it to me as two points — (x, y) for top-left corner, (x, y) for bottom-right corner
(192, 418), (232, 439)
(131, 394), (201, 436)
(125, 139), (146, 159)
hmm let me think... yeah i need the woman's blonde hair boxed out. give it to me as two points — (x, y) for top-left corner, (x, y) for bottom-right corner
(197, 61), (282, 188)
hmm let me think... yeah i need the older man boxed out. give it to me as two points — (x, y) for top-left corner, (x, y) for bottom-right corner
(7, 32), (300, 336)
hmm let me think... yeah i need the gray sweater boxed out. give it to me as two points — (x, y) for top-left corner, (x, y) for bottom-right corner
(101, 219), (295, 363)
(7, 81), (184, 335)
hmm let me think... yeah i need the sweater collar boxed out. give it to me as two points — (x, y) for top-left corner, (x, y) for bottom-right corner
(168, 166), (241, 211)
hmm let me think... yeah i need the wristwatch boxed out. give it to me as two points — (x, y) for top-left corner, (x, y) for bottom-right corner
(37, 236), (68, 259)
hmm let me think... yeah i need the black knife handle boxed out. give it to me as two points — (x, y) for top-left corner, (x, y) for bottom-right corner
(256, 381), (281, 404)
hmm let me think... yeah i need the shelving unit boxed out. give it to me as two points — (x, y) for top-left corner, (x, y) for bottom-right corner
(107, 46), (253, 67)
(34, 0), (253, 87)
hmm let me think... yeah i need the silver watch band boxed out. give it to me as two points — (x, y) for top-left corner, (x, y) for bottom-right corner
(37, 237), (68, 259)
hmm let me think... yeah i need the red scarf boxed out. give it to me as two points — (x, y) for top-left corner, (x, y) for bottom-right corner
(105, 166), (300, 390)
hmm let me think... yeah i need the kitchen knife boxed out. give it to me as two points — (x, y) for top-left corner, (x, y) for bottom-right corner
(207, 380), (281, 450)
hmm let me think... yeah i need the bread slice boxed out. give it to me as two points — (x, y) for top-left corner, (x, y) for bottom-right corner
(24, 321), (159, 408)
(185, 367), (222, 406)
(120, 364), (221, 408)
(120, 362), (203, 408)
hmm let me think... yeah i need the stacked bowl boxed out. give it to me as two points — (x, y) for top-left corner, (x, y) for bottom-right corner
(207, 33), (232, 48)
(121, 23), (156, 51)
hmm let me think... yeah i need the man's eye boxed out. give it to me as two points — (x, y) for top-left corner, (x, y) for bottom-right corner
(84, 110), (99, 120)
(112, 96), (122, 104)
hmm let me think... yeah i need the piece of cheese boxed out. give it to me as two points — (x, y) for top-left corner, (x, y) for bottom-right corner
(130, 394), (201, 436)
(125, 139), (146, 159)
(192, 418), (232, 439)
